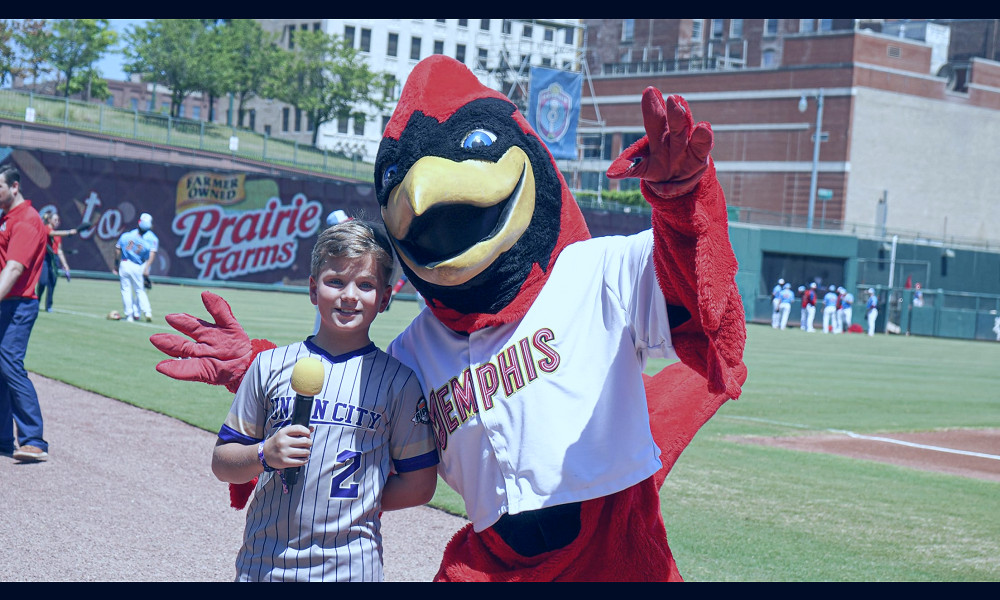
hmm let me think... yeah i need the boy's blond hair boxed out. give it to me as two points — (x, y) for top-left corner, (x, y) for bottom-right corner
(311, 220), (396, 286)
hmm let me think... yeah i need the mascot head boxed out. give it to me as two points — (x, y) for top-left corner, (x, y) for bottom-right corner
(374, 55), (590, 333)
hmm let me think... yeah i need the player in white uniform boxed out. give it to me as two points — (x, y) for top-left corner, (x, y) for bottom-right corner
(113, 212), (158, 322)
(771, 278), (785, 328)
(866, 288), (879, 336)
(387, 229), (674, 532)
(822, 285), (839, 334)
(778, 283), (794, 329)
(212, 220), (438, 581)
(840, 290), (855, 332)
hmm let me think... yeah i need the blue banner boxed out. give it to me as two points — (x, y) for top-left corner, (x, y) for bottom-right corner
(528, 67), (582, 159)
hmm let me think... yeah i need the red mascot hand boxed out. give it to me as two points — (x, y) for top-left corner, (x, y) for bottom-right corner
(606, 88), (714, 200)
(150, 291), (267, 394)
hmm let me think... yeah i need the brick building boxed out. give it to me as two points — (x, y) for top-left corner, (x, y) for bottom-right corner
(567, 19), (1000, 248)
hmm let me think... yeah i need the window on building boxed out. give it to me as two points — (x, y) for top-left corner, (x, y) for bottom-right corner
(691, 19), (704, 41)
(477, 47), (489, 70)
(130, 98), (138, 111)
(622, 19), (634, 42)
(544, 27), (554, 42)
(360, 28), (371, 52)
(434, 40), (444, 54)
(306, 112), (313, 131)
(800, 19), (815, 33)
(337, 115), (349, 134)
(410, 37), (421, 60)
(819, 19), (833, 32)
(382, 115), (391, 133)
(730, 19), (743, 38)
(711, 19), (724, 38)
(502, 19), (512, 35)
(161, 102), (170, 113)
(264, 124), (271, 136)
(480, 19), (490, 31)
(564, 27), (574, 44)
(192, 106), (201, 120)
(541, 57), (551, 67)
(249, 109), (256, 131)
(344, 25), (355, 48)
(387, 32), (398, 56)
(287, 25), (295, 49)
(522, 23), (532, 38)
(294, 108), (302, 132)
(456, 44), (466, 63)
(301, 23), (308, 31)
(435, 19), (446, 24)
(762, 48), (777, 67)
(105, 96), (114, 107)
(765, 19), (779, 36)
(282, 107), (290, 132)
(313, 22), (321, 31)
(353, 114), (365, 136)
(520, 54), (531, 70)
(458, 19), (468, 28)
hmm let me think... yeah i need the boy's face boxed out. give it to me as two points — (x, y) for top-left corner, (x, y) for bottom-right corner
(310, 253), (391, 346)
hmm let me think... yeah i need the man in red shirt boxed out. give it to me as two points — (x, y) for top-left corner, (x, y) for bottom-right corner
(0, 166), (49, 462)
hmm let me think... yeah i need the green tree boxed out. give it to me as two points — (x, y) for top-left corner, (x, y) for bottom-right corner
(13, 19), (49, 87)
(219, 19), (282, 128)
(267, 30), (389, 146)
(124, 19), (213, 118)
(0, 20), (23, 86)
(47, 19), (117, 99)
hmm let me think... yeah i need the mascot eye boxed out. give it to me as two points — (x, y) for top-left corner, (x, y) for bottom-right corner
(462, 129), (497, 149)
(381, 164), (399, 189)
(631, 157), (644, 168)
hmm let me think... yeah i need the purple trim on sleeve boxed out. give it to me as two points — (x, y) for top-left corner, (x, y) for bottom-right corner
(393, 450), (439, 473)
(218, 424), (260, 446)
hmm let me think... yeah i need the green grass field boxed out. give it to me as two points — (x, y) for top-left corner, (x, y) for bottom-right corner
(24, 277), (1000, 581)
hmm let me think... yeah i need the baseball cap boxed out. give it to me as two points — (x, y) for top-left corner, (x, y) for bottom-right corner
(810, 282), (817, 288)
(139, 213), (153, 228)
(868, 288), (875, 294)
(326, 209), (350, 226)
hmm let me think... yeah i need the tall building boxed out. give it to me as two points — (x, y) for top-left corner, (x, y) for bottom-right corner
(252, 18), (584, 160)
(570, 19), (1000, 248)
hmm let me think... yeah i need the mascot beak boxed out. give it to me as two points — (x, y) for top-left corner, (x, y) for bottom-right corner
(382, 147), (536, 288)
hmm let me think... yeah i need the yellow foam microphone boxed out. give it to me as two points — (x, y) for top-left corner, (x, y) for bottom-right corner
(285, 357), (325, 486)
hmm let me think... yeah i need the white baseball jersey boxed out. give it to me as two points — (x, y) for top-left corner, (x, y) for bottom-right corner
(387, 229), (676, 532)
(218, 339), (438, 582)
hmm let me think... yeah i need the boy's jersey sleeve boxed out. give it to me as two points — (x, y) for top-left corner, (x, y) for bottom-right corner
(388, 370), (439, 474)
(218, 353), (267, 445)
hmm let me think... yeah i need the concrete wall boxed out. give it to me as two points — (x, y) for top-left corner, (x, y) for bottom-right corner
(847, 86), (1000, 245)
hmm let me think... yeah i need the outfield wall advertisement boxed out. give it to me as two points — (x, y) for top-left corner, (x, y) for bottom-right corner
(0, 147), (382, 286)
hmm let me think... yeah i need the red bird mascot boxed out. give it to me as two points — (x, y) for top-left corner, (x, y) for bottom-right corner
(152, 55), (747, 582)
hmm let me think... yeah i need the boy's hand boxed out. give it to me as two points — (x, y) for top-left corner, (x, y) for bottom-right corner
(264, 425), (313, 470)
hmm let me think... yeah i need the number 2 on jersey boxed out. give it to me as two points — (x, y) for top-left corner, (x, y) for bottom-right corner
(330, 449), (360, 499)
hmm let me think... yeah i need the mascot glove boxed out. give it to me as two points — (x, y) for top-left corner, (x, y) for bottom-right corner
(606, 88), (714, 200)
(150, 290), (265, 393)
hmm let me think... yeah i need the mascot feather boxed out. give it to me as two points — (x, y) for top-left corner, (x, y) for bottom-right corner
(151, 55), (747, 581)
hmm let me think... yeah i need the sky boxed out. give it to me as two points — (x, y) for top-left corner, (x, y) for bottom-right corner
(94, 19), (149, 80)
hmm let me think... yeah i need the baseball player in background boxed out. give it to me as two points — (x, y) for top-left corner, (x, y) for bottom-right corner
(866, 288), (879, 336)
(777, 282), (794, 329)
(803, 282), (817, 332)
(211, 220), (438, 581)
(840, 288), (855, 332)
(822, 285), (839, 334)
(771, 278), (785, 328)
(113, 212), (158, 322)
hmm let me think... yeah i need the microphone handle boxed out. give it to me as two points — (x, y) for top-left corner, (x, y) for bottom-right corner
(283, 393), (314, 486)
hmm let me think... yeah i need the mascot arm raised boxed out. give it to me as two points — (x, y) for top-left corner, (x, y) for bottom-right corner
(150, 291), (274, 509)
(607, 88), (747, 402)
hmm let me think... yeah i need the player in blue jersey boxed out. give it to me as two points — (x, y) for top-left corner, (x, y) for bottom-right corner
(865, 288), (879, 336)
(211, 220), (439, 582)
(771, 278), (784, 328)
(113, 213), (158, 322)
(778, 282), (794, 329)
(822, 285), (839, 334)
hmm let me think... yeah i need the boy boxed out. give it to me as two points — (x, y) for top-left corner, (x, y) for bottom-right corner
(211, 220), (439, 582)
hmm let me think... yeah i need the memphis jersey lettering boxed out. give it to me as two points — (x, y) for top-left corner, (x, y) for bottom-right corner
(218, 339), (437, 582)
(388, 230), (678, 532)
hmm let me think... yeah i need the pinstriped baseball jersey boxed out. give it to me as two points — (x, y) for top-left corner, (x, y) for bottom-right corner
(218, 338), (438, 582)
(387, 229), (677, 532)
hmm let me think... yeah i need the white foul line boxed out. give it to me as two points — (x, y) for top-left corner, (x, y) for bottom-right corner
(726, 415), (1000, 461)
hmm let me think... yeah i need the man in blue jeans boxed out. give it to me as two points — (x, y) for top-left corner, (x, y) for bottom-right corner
(0, 166), (49, 462)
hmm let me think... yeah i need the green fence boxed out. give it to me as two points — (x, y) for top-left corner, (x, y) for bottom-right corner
(0, 88), (375, 182)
